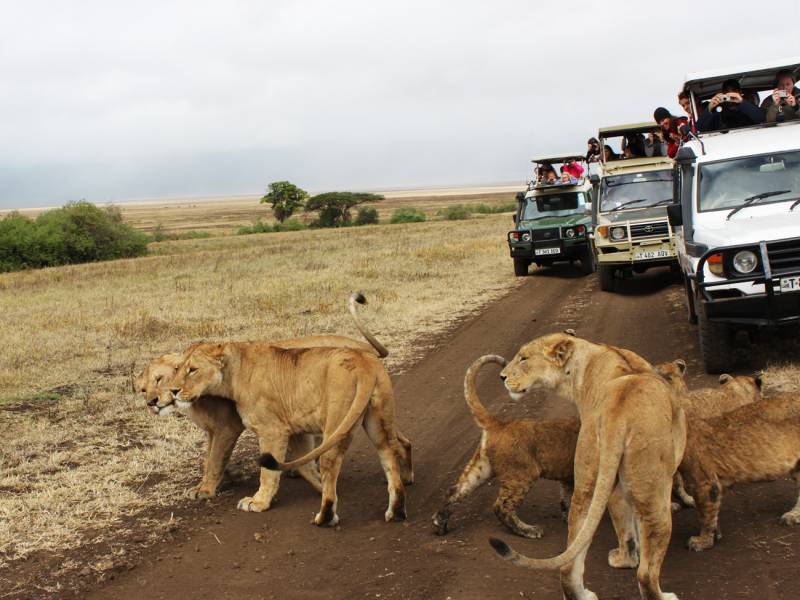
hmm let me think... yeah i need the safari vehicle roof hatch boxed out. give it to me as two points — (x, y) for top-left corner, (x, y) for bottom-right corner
(598, 122), (674, 172)
(683, 56), (800, 98)
(530, 153), (585, 166)
(598, 122), (658, 139)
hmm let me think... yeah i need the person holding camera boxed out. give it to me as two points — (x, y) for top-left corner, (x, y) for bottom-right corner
(697, 78), (765, 132)
(761, 69), (799, 123)
(653, 107), (688, 158)
(586, 137), (602, 163)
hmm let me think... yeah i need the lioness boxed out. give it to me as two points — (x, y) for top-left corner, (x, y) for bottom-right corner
(432, 355), (578, 538)
(678, 394), (800, 551)
(488, 333), (686, 600)
(137, 292), (391, 498)
(169, 342), (413, 526)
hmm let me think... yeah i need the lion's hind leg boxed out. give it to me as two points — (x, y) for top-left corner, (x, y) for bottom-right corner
(314, 435), (354, 527)
(779, 465), (800, 526)
(363, 407), (407, 523)
(494, 471), (542, 539)
(395, 429), (414, 485)
(433, 441), (493, 535)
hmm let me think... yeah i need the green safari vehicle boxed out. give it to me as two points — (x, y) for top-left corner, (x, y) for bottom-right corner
(507, 154), (595, 276)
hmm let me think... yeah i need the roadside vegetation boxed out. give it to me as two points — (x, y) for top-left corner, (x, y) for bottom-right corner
(0, 213), (520, 582)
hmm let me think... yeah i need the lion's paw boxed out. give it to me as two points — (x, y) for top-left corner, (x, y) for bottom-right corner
(686, 535), (713, 552)
(780, 511), (800, 526)
(236, 496), (271, 512)
(607, 548), (638, 569)
(188, 486), (216, 500)
(660, 593), (679, 600)
(313, 511), (339, 527)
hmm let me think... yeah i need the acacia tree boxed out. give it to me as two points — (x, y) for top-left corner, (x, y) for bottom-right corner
(304, 192), (384, 228)
(260, 181), (309, 222)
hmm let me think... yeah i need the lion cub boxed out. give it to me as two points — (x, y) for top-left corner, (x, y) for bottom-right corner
(432, 355), (578, 538)
(679, 394), (800, 551)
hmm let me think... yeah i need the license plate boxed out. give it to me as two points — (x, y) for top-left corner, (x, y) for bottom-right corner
(780, 276), (800, 293)
(633, 249), (670, 261)
(535, 247), (560, 256)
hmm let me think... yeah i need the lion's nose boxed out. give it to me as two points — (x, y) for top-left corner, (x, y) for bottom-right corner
(500, 374), (507, 381)
(170, 389), (180, 397)
(147, 398), (158, 407)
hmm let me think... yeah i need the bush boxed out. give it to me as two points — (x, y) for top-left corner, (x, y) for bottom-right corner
(390, 207), (427, 224)
(273, 218), (307, 232)
(468, 202), (517, 214)
(355, 207), (379, 226)
(237, 220), (273, 235)
(150, 225), (212, 242)
(0, 201), (148, 272)
(436, 205), (472, 221)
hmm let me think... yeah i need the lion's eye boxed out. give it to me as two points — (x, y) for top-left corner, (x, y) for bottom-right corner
(519, 357), (527, 363)
(188, 367), (198, 376)
(140, 387), (146, 393)
(155, 376), (162, 384)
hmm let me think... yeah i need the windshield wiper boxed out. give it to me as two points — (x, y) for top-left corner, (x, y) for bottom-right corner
(609, 198), (649, 212)
(790, 198), (800, 211)
(726, 190), (791, 220)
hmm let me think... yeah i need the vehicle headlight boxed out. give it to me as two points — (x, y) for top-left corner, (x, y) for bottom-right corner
(521, 232), (532, 242)
(732, 250), (757, 274)
(610, 227), (626, 241)
(564, 228), (575, 238)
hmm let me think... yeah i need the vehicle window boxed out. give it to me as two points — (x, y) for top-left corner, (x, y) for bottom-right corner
(599, 170), (674, 212)
(522, 192), (584, 220)
(698, 151), (800, 212)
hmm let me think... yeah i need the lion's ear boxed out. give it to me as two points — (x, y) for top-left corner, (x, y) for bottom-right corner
(563, 328), (576, 337)
(673, 359), (687, 376)
(548, 338), (575, 367)
(718, 374), (733, 385)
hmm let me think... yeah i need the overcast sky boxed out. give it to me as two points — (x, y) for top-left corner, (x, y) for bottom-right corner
(1, 1), (798, 208)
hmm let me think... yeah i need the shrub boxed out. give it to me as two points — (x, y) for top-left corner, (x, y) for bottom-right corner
(468, 202), (517, 214)
(390, 207), (427, 224)
(305, 192), (384, 228)
(436, 205), (472, 221)
(237, 220), (273, 235)
(150, 225), (213, 242)
(0, 201), (148, 272)
(273, 218), (307, 232)
(355, 207), (379, 226)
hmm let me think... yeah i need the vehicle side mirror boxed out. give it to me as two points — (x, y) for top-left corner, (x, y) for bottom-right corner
(589, 174), (600, 185)
(667, 203), (683, 226)
(675, 146), (697, 165)
(512, 214), (517, 223)
(515, 191), (526, 203)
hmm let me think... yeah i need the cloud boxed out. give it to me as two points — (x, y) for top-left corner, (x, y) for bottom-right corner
(0, 0), (796, 207)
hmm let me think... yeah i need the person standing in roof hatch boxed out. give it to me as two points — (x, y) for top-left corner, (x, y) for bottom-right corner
(653, 107), (688, 158)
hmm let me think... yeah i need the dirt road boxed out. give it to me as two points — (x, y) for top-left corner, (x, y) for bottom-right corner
(79, 267), (798, 599)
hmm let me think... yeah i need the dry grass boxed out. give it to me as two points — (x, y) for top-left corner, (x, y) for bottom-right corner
(0, 214), (520, 573)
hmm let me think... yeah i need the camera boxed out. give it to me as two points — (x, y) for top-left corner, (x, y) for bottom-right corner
(778, 90), (789, 99)
(720, 94), (732, 102)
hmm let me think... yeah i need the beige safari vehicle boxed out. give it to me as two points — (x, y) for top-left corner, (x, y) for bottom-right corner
(592, 122), (678, 291)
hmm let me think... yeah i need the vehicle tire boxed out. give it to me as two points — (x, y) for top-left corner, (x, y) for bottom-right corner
(698, 309), (735, 374)
(684, 276), (697, 324)
(599, 264), (615, 291)
(578, 244), (596, 276)
(513, 258), (529, 277)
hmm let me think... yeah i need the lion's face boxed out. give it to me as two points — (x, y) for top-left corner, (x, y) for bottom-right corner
(138, 355), (181, 416)
(655, 359), (689, 393)
(170, 349), (224, 407)
(500, 334), (575, 400)
(718, 374), (763, 402)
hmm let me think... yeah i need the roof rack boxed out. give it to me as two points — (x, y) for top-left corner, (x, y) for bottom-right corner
(684, 56), (800, 98)
(598, 121), (659, 138)
(530, 153), (585, 166)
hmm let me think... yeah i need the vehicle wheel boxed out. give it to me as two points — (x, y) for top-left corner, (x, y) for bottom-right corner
(599, 264), (615, 291)
(513, 258), (529, 277)
(684, 277), (697, 324)
(578, 245), (596, 276)
(698, 309), (735, 374)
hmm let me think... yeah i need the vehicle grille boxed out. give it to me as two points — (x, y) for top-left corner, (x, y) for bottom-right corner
(533, 227), (560, 241)
(767, 238), (800, 276)
(629, 221), (668, 239)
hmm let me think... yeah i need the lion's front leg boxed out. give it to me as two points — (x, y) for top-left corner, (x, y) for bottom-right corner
(187, 398), (244, 499)
(780, 469), (800, 526)
(687, 479), (723, 552)
(237, 431), (289, 513)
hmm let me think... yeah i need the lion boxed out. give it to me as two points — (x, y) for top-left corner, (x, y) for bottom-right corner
(167, 342), (413, 526)
(432, 355), (578, 539)
(488, 332), (686, 600)
(678, 394), (800, 552)
(136, 292), (393, 499)
(655, 360), (764, 511)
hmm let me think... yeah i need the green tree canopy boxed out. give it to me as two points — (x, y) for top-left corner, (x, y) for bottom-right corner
(304, 192), (384, 228)
(260, 181), (309, 222)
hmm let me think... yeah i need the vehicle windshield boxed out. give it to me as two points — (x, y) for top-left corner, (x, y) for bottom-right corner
(698, 150), (800, 213)
(522, 192), (587, 220)
(599, 170), (674, 213)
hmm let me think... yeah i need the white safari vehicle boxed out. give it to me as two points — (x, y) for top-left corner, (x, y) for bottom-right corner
(670, 58), (800, 373)
(593, 122), (677, 291)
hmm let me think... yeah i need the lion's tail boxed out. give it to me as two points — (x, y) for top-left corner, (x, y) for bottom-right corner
(348, 292), (389, 358)
(464, 355), (507, 430)
(259, 370), (376, 472)
(489, 421), (626, 570)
